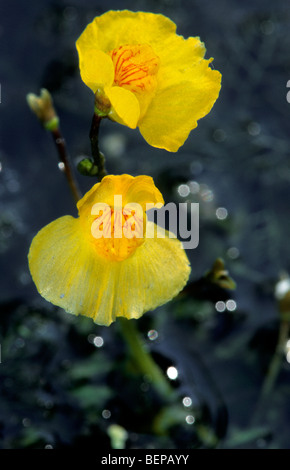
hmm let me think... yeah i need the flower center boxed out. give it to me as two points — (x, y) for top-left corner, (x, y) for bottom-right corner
(108, 44), (160, 94)
(91, 202), (145, 261)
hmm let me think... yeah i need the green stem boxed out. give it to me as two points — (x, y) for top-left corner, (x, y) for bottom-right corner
(260, 320), (289, 400)
(119, 319), (220, 447)
(252, 319), (289, 425)
(118, 318), (175, 402)
(89, 113), (107, 180)
(51, 127), (82, 203)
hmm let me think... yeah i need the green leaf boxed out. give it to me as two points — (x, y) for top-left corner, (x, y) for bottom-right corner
(71, 385), (113, 409)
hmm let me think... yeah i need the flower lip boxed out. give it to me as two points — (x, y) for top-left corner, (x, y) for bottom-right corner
(28, 173), (191, 326)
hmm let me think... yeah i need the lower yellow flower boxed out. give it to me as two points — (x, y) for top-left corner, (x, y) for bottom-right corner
(28, 175), (191, 326)
(76, 10), (221, 152)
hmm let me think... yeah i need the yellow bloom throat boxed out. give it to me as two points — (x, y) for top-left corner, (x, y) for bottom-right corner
(91, 198), (145, 262)
(108, 44), (160, 94)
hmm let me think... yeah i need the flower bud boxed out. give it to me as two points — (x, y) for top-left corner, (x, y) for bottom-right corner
(26, 89), (59, 131)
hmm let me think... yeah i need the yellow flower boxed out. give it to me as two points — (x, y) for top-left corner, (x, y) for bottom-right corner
(28, 175), (191, 326)
(76, 10), (221, 152)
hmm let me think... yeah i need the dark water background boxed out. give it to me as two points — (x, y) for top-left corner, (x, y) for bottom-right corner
(1, 0), (290, 449)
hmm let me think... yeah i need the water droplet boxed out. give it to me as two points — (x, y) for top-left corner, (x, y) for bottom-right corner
(226, 299), (237, 311)
(185, 415), (195, 425)
(227, 247), (240, 259)
(247, 121), (261, 136)
(147, 329), (158, 341)
(215, 301), (226, 312)
(177, 184), (190, 198)
(102, 409), (111, 419)
(93, 336), (104, 348)
(58, 162), (65, 171)
(102, 133), (126, 158)
(275, 278), (290, 300)
(182, 397), (192, 407)
(19, 271), (31, 285)
(87, 334), (95, 344)
(166, 366), (178, 380)
(189, 181), (200, 194)
(60, 293), (65, 299)
(216, 207), (228, 220)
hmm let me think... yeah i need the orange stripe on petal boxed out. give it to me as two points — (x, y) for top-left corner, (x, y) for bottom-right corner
(108, 44), (160, 94)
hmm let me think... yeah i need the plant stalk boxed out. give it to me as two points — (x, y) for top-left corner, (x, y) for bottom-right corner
(89, 113), (107, 180)
(252, 319), (289, 425)
(118, 318), (175, 402)
(51, 127), (82, 203)
(260, 319), (289, 400)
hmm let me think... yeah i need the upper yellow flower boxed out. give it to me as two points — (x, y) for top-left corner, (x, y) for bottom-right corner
(76, 10), (221, 152)
(28, 175), (191, 326)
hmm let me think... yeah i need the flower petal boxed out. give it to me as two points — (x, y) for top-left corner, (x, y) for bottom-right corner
(76, 11), (177, 53)
(122, 175), (164, 208)
(28, 216), (190, 326)
(113, 222), (191, 320)
(77, 174), (164, 224)
(152, 36), (206, 86)
(139, 60), (221, 151)
(76, 49), (114, 93)
(28, 215), (116, 325)
(105, 86), (140, 129)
